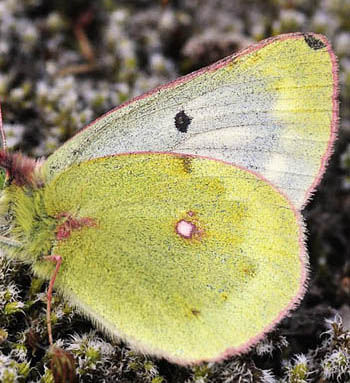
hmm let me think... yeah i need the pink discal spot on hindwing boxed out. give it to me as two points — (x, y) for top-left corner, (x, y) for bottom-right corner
(176, 220), (196, 239)
(175, 211), (204, 240)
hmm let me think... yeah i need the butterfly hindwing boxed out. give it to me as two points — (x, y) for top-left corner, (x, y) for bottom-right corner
(36, 153), (306, 364)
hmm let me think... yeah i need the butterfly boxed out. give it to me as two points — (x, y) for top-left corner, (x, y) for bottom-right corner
(0, 32), (338, 365)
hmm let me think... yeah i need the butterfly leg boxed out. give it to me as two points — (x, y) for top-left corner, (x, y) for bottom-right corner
(43, 256), (78, 380)
(43, 255), (62, 346)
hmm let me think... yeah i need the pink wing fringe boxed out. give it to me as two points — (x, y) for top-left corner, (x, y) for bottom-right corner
(301, 34), (339, 209)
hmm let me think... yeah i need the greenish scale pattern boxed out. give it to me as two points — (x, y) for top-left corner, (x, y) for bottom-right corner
(1, 153), (304, 363)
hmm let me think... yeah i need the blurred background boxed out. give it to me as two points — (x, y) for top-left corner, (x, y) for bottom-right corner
(0, 0), (349, 382)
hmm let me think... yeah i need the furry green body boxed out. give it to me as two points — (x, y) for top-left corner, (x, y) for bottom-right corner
(0, 178), (57, 263)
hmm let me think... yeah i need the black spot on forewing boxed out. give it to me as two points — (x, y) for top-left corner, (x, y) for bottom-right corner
(304, 34), (326, 50)
(175, 110), (192, 133)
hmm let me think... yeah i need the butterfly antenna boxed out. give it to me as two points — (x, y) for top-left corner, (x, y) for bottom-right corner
(44, 255), (63, 347)
(0, 103), (7, 151)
